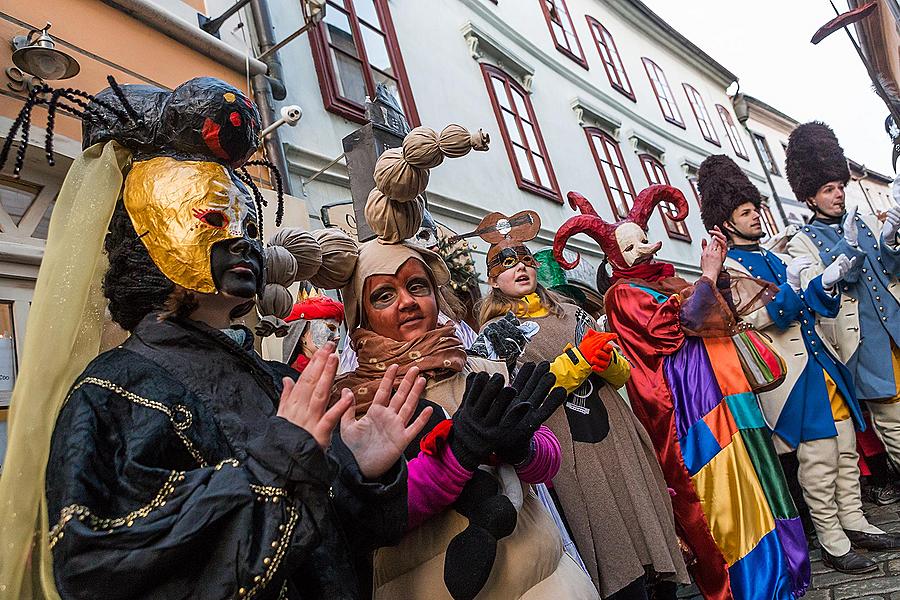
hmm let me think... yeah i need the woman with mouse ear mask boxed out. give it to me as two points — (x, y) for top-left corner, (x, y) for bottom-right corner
(472, 210), (688, 600)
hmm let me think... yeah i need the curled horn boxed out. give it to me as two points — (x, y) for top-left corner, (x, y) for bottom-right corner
(553, 191), (618, 270)
(626, 185), (688, 230)
(567, 189), (600, 217)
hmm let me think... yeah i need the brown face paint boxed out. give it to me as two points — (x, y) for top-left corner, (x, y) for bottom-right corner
(368, 276), (433, 310)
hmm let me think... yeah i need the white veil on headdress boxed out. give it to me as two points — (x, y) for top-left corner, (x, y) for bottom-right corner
(0, 141), (131, 599)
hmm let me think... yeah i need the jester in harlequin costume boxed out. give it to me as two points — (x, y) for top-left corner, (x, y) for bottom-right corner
(280, 288), (345, 373)
(0, 77), (434, 599)
(553, 185), (811, 600)
(784, 122), (900, 502)
(698, 154), (900, 574)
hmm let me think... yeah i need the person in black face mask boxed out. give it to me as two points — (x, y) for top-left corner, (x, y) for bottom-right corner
(0, 76), (433, 600)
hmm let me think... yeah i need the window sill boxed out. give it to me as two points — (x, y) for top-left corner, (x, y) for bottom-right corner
(518, 180), (562, 203)
(663, 116), (687, 130)
(666, 231), (692, 242)
(555, 46), (589, 71)
(611, 85), (637, 103)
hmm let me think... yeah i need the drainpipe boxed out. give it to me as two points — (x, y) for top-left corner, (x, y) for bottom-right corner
(732, 92), (789, 226)
(249, 0), (294, 195)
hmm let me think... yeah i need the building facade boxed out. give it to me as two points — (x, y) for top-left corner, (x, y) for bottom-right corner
(2, 0), (820, 467)
(267, 0), (782, 275)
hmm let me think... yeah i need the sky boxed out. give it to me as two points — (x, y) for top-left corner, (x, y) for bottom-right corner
(640, 0), (896, 177)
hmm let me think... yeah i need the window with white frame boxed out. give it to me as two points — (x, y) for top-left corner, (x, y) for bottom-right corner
(639, 155), (691, 241)
(482, 64), (561, 201)
(539, 0), (588, 68)
(642, 58), (684, 128)
(683, 84), (720, 145)
(752, 133), (780, 176)
(716, 104), (749, 159)
(584, 128), (636, 220)
(586, 17), (634, 101)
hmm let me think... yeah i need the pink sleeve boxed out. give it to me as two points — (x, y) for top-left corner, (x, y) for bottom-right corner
(514, 426), (561, 484)
(407, 445), (473, 530)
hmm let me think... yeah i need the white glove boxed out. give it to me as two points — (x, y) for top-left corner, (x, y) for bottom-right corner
(821, 254), (857, 289)
(883, 205), (900, 244)
(786, 256), (814, 293)
(783, 224), (800, 238)
(843, 205), (858, 247)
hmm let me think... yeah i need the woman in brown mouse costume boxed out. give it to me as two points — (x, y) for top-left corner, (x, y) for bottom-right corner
(332, 124), (599, 600)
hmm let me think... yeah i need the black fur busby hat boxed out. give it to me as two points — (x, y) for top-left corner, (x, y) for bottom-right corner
(697, 154), (761, 231)
(785, 121), (850, 203)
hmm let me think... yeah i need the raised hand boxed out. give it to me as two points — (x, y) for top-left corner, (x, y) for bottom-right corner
(449, 372), (515, 470)
(821, 254), (857, 290)
(339, 364), (432, 479)
(577, 329), (619, 373)
(786, 256), (814, 293)
(843, 206), (859, 247)
(278, 342), (351, 449)
(700, 226), (728, 281)
(493, 362), (566, 465)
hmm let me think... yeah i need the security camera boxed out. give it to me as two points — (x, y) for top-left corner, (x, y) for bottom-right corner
(280, 105), (302, 125)
(261, 105), (304, 138)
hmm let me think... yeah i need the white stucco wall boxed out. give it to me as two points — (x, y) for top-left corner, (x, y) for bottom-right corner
(257, 0), (776, 276)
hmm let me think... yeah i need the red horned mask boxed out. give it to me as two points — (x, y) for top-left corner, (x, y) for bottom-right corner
(552, 185), (688, 270)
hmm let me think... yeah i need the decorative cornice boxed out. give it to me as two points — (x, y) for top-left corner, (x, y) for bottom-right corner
(603, 0), (738, 86)
(627, 130), (666, 162)
(681, 158), (701, 177)
(461, 20), (535, 91)
(571, 97), (622, 138)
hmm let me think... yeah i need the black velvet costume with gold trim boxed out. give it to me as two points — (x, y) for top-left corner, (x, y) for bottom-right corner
(46, 312), (407, 599)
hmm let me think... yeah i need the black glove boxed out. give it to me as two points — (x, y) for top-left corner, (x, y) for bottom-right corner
(494, 362), (566, 465)
(449, 372), (515, 470)
(468, 312), (527, 373)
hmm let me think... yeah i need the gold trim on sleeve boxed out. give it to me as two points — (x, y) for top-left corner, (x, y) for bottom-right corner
(49, 470), (182, 549)
(72, 377), (207, 467)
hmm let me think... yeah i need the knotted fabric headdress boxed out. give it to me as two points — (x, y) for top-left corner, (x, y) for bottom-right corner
(343, 124), (489, 331)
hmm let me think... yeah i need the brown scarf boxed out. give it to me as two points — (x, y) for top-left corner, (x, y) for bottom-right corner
(332, 323), (467, 415)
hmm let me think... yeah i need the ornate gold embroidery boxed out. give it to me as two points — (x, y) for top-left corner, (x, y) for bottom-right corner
(250, 484), (288, 502)
(241, 505), (299, 599)
(49, 471), (182, 549)
(73, 378), (207, 467)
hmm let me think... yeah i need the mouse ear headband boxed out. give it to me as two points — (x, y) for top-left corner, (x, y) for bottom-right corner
(451, 210), (541, 278)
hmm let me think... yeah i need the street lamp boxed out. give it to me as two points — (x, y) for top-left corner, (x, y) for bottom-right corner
(11, 23), (80, 81)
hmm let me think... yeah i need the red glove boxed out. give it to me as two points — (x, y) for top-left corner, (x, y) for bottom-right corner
(578, 329), (619, 373)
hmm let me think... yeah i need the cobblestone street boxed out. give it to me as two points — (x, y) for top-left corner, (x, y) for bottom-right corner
(679, 501), (900, 600)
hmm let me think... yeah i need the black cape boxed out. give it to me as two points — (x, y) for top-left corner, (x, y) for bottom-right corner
(46, 313), (407, 599)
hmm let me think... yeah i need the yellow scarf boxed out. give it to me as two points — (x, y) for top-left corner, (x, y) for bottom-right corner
(515, 293), (549, 318)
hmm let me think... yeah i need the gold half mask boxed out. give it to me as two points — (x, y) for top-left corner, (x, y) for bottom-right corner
(124, 156), (260, 294)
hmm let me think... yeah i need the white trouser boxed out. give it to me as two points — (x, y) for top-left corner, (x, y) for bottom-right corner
(796, 419), (881, 556)
(868, 400), (900, 467)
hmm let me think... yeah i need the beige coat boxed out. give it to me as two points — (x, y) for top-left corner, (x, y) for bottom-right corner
(372, 357), (599, 600)
(786, 214), (900, 363)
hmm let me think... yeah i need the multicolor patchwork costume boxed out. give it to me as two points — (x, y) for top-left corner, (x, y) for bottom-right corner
(605, 275), (810, 600)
